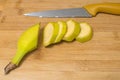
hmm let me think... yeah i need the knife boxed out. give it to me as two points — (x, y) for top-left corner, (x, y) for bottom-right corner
(24, 2), (120, 18)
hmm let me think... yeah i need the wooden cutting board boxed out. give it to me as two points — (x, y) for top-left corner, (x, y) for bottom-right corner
(0, 0), (120, 80)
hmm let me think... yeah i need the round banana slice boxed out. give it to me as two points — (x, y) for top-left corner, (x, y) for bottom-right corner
(63, 20), (80, 41)
(54, 21), (67, 43)
(76, 23), (93, 43)
(43, 22), (59, 46)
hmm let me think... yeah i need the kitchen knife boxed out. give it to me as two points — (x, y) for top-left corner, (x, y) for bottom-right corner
(24, 2), (120, 18)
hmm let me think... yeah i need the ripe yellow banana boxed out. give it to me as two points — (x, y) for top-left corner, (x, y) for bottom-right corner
(4, 23), (40, 74)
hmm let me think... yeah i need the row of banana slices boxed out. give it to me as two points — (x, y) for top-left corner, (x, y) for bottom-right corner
(43, 20), (93, 46)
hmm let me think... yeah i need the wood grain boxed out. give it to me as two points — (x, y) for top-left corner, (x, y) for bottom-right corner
(0, 0), (120, 80)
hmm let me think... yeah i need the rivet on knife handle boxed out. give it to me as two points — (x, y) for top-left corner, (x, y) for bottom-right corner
(84, 3), (120, 16)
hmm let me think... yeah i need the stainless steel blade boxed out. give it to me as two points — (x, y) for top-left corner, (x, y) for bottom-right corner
(24, 8), (92, 18)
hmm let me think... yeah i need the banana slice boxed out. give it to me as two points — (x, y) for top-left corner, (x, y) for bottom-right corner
(54, 21), (67, 43)
(63, 20), (80, 41)
(43, 22), (59, 46)
(76, 23), (93, 43)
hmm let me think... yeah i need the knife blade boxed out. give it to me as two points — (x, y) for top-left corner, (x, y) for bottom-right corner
(24, 8), (92, 18)
(24, 3), (120, 18)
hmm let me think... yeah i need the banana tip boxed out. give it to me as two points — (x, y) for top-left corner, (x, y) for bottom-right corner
(4, 62), (17, 75)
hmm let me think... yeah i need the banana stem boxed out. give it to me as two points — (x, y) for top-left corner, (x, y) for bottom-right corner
(4, 50), (26, 74)
(4, 62), (17, 74)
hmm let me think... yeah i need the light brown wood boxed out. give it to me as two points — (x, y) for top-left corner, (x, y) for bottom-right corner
(0, 0), (120, 80)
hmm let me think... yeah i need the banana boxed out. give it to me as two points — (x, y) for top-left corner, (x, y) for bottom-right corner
(43, 22), (59, 46)
(54, 21), (67, 43)
(4, 23), (40, 74)
(76, 22), (93, 42)
(63, 20), (80, 41)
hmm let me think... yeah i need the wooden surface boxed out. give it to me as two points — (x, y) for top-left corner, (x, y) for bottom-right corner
(0, 0), (120, 80)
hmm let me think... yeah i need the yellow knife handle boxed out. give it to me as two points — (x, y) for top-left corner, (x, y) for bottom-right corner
(84, 3), (120, 16)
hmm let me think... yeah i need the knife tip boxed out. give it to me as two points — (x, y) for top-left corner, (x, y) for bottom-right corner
(23, 13), (29, 16)
(24, 13), (44, 17)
